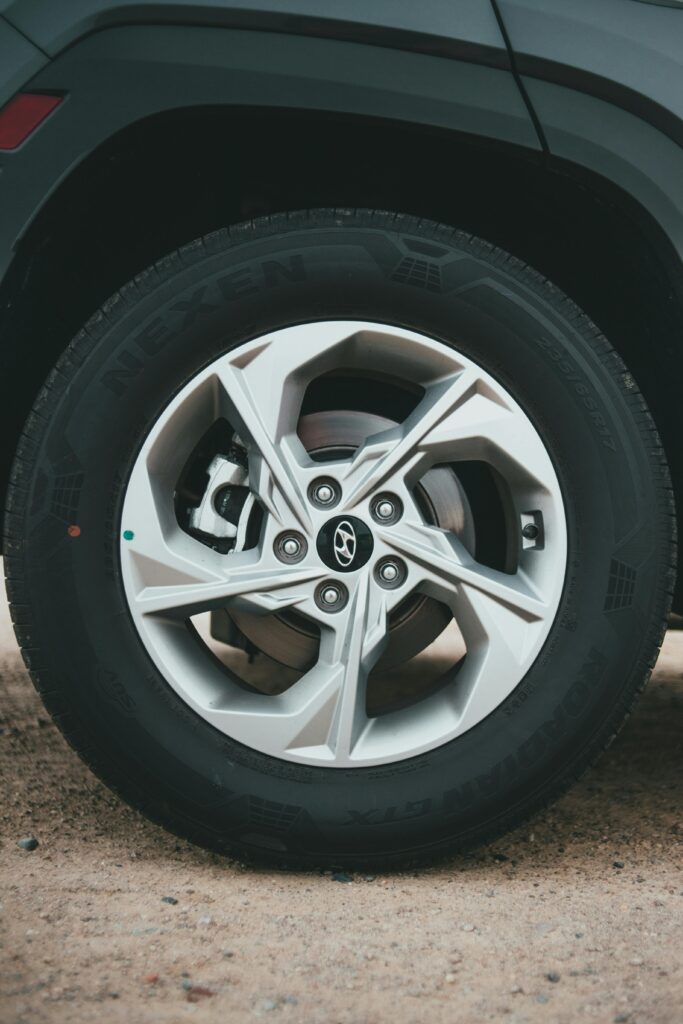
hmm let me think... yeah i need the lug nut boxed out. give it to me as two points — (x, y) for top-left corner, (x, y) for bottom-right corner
(374, 556), (407, 589)
(275, 531), (307, 563)
(371, 493), (402, 525)
(379, 561), (399, 582)
(314, 580), (348, 612)
(309, 477), (340, 509)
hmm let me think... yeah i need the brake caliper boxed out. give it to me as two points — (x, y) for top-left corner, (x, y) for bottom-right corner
(189, 442), (252, 546)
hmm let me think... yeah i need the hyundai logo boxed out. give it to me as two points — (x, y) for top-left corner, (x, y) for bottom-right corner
(316, 515), (373, 573)
(333, 520), (357, 567)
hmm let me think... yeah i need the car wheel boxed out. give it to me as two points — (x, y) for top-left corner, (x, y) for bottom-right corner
(4, 209), (675, 867)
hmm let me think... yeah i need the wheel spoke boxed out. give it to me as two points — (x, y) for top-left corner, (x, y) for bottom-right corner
(377, 519), (547, 623)
(215, 359), (312, 532)
(377, 517), (551, 725)
(122, 459), (227, 593)
(341, 367), (555, 507)
(204, 576), (389, 763)
(133, 547), (325, 619)
(214, 324), (384, 531)
(287, 575), (389, 761)
(339, 368), (478, 505)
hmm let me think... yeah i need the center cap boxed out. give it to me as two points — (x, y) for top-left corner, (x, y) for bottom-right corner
(316, 515), (374, 573)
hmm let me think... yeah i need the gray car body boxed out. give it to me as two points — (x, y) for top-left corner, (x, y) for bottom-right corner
(1, 0), (683, 584)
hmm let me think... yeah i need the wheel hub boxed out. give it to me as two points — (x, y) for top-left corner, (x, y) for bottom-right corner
(225, 408), (473, 671)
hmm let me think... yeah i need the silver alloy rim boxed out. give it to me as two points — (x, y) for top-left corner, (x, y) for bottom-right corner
(120, 321), (567, 767)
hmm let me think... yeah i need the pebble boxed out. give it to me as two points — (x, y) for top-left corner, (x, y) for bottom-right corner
(17, 837), (39, 851)
(186, 985), (214, 1002)
(546, 971), (561, 983)
(628, 956), (644, 966)
(613, 861), (625, 869)
(332, 872), (353, 884)
(445, 973), (457, 984)
(614, 1015), (631, 1023)
(261, 998), (279, 1011)
(536, 993), (550, 1004)
(462, 924), (475, 932)
(161, 896), (178, 905)
(142, 973), (159, 985)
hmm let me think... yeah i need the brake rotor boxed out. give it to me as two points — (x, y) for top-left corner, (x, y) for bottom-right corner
(220, 409), (475, 672)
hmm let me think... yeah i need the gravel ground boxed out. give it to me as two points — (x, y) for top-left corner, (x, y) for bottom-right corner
(1, 573), (682, 1024)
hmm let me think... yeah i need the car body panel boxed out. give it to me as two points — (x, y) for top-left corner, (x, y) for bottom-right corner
(0, 16), (46, 107)
(499, 0), (683, 258)
(499, 0), (683, 134)
(0, 21), (539, 284)
(0, 0), (506, 57)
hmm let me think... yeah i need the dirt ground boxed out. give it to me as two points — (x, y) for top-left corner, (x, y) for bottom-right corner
(1, 575), (682, 1024)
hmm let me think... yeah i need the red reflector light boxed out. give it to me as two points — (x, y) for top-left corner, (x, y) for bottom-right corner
(0, 93), (62, 151)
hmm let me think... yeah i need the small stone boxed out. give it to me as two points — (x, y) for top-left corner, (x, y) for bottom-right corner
(282, 996), (298, 1005)
(546, 971), (561, 983)
(536, 994), (550, 1004)
(613, 861), (625, 869)
(445, 973), (457, 984)
(198, 915), (213, 926)
(629, 956), (644, 966)
(161, 896), (178, 905)
(181, 979), (193, 990)
(462, 924), (475, 932)
(510, 986), (523, 994)
(142, 974), (159, 985)
(17, 837), (39, 851)
(362, 875), (376, 882)
(186, 985), (214, 1002)
(223, 950), (234, 959)
(261, 998), (279, 1011)
(332, 872), (353, 883)
(614, 1015), (630, 1023)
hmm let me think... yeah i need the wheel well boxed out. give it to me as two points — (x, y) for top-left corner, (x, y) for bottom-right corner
(2, 105), (681, 601)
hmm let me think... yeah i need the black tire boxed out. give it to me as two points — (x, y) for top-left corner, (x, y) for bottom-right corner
(3, 210), (675, 868)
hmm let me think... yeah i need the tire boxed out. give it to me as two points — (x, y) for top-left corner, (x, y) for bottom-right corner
(3, 209), (675, 869)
